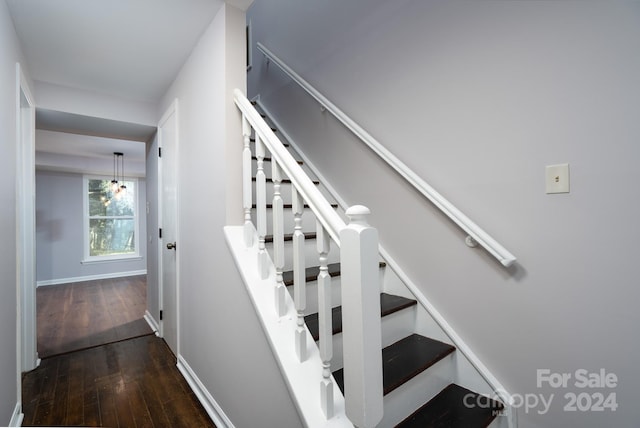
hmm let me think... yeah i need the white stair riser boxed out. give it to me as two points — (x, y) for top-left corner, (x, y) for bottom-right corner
(378, 354), (456, 428)
(251, 207), (346, 237)
(327, 306), (417, 372)
(251, 158), (315, 176)
(285, 267), (387, 314)
(286, 277), (343, 316)
(266, 239), (341, 271)
(252, 181), (334, 205)
(252, 207), (337, 235)
(249, 140), (296, 155)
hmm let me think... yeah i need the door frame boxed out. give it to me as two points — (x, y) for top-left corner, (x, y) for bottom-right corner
(16, 62), (38, 380)
(157, 99), (180, 356)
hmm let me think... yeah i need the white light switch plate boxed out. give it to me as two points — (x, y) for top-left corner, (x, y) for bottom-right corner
(546, 163), (570, 194)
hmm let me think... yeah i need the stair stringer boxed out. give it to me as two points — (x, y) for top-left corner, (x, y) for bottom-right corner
(258, 99), (517, 428)
(224, 225), (353, 428)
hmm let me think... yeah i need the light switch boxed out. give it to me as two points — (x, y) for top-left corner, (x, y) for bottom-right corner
(545, 163), (570, 194)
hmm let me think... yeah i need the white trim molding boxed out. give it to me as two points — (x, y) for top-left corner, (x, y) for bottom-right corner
(144, 310), (160, 335)
(36, 269), (147, 287)
(177, 355), (235, 428)
(9, 402), (23, 427)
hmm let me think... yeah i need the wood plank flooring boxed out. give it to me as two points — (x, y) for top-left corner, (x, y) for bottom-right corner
(22, 334), (216, 427)
(37, 275), (152, 358)
(25, 276), (215, 427)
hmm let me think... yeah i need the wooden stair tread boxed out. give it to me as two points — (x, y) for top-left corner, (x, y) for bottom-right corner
(305, 293), (417, 341)
(251, 203), (339, 209)
(396, 383), (503, 428)
(252, 177), (320, 185)
(265, 232), (317, 243)
(282, 261), (386, 286)
(333, 334), (455, 396)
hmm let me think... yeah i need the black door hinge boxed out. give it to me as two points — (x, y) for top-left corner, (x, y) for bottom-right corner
(159, 147), (162, 157)
(160, 310), (163, 321)
(159, 228), (162, 238)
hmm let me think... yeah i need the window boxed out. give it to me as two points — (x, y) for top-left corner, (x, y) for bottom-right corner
(84, 176), (139, 262)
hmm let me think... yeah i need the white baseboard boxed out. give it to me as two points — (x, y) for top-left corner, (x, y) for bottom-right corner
(9, 402), (23, 427)
(177, 355), (235, 428)
(144, 310), (160, 335)
(36, 270), (147, 287)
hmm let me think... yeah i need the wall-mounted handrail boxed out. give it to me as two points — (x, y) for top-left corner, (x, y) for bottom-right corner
(256, 42), (516, 268)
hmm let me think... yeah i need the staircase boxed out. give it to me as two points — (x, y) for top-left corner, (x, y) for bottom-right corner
(231, 92), (511, 428)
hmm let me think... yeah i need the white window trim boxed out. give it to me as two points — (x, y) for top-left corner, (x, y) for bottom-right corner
(82, 175), (141, 264)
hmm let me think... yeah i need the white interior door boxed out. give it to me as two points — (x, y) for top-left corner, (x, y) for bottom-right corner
(158, 100), (179, 355)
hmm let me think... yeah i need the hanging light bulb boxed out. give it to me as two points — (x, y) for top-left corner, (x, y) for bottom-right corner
(118, 152), (127, 196)
(111, 152), (122, 193)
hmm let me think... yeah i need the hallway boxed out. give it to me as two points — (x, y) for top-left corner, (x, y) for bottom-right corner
(22, 334), (215, 427)
(23, 276), (215, 427)
(37, 276), (152, 358)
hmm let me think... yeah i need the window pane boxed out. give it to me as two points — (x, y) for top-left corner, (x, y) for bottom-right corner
(88, 179), (135, 217)
(89, 218), (136, 256)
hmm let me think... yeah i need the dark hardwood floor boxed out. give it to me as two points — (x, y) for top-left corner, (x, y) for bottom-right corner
(37, 275), (152, 358)
(22, 334), (216, 427)
(24, 275), (216, 427)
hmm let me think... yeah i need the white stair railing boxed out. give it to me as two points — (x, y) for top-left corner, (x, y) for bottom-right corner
(256, 42), (516, 268)
(234, 89), (383, 427)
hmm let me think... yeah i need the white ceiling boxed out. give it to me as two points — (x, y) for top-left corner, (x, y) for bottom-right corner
(6, 0), (251, 171)
(7, 0), (226, 103)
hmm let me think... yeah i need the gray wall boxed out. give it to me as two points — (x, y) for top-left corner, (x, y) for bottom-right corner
(35, 169), (147, 283)
(156, 4), (303, 427)
(0, 0), (26, 423)
(247, 1), (640, 427)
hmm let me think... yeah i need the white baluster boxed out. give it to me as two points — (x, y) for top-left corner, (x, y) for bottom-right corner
(292, 187), (306, 361)
(317, 220), (333, 418)
(340, 205), (383, 428)
(255, 135), (268, 279)
(242, 115), (253, 247)
(272, 161), (286, 317)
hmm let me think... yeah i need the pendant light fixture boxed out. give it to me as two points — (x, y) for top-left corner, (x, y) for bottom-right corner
(111, 152), (122, 192)
(118, 152), (127, 196)
(111, 152), (127, 199)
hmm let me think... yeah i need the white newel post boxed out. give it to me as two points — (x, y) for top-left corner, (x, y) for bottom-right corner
(317, 220), (334, 418)
(340, 205), (383, 428)
(292, 187), (307, 361)
(255, 135), (269, 279)
(242, 115), (253, 247)
(272, 161), (286, 316)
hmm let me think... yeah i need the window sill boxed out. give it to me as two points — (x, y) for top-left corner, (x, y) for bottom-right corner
(81, 255), (143, 265)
